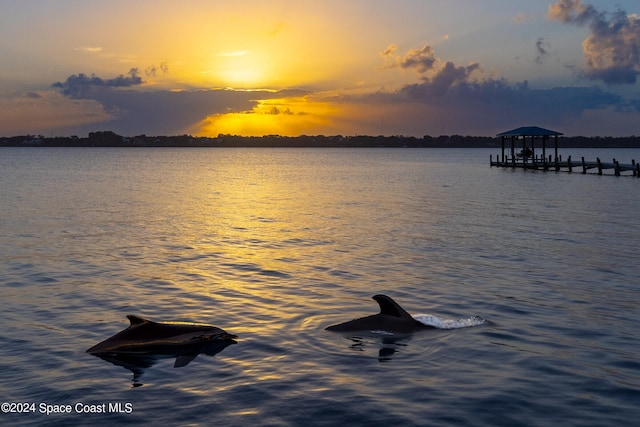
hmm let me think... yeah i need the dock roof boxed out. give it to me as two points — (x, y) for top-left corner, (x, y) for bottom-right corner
(496, 126), (563, 137)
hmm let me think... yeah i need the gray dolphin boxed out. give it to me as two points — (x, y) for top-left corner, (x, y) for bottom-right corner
(325, 294), (434, 334)
(87, 315), (237, 368)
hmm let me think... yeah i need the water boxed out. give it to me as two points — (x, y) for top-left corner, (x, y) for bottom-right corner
(1, 147), (639, 426)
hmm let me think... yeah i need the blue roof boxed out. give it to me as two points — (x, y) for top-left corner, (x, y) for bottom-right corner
(496, 126), (563, 137)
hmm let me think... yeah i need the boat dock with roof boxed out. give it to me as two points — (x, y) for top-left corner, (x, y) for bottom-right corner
(490, 126), (639, 177)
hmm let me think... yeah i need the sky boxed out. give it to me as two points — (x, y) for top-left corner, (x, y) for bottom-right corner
(2, 0), (640, 137)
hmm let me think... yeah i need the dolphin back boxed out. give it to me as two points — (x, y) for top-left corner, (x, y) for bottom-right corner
(325, 294), (429, 333)
(87, 315), (236, 354)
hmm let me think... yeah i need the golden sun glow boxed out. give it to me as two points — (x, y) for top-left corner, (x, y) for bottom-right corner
(202, 49), (282, 88)
(197, 96), (341, 137)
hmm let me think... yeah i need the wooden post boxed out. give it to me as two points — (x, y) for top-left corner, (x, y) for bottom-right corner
(531, 147), (536, 170)
(614, 159), (620, 176)
(530, 136), (535, 161)
(511, 136), (515, 166)
(597, 157), (602, 175)
(567, 155), (572, 173)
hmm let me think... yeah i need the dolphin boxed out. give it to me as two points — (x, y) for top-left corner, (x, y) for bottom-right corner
(325, 294), (434, 334)
(87, 315), (237, 369)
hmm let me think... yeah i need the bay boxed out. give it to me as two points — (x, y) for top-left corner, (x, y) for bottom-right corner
(1, 147), (639, 426)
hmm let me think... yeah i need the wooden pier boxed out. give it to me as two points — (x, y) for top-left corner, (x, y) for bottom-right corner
(490, 154), (640, 177)
(492, 126), (639, 178)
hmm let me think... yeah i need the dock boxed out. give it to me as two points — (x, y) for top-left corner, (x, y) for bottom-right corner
(491, 125), (639, 178)
(490, 155), (639, 177)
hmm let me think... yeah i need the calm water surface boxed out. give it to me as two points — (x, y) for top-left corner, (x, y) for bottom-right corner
(1, 147), (639, 426)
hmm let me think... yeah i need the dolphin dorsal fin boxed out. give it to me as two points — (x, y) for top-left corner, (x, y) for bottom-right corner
(127, 315), (151, 326)
(373, 295), (413, 318)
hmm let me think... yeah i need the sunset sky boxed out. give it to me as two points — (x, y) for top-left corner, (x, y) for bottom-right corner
(2, 0), (640, 137)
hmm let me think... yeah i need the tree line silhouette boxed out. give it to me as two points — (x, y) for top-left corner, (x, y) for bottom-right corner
(2, 131), (640, 148)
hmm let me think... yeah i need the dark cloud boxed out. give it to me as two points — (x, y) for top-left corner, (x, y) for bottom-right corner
(427, 62), (481, 96)
(535, 37), (551, 64)
(374, 43), (625, 134)
(52, 69), (308, 135)
(363, 81), (624, 136)
(398, 74), (619, 119)
(548, 0), (640, 84)
(381, 43), (481, 96)
(52, 69), (143, 97)
(266, 106), (293, 115)
(145, 62), (169, 77)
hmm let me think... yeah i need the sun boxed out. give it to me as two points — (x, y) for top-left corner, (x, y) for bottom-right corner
(220, 67), (264, 87)
(212, 50), (273, 87)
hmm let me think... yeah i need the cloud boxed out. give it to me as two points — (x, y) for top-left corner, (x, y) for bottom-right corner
(380, 44), (399, 68)
(353, 82), (624, 137)
(548, 0), (640, 84)
(397, 75), (618, 119)
(43, 45), (638, 138)
(145, 62), (169, 77)
(74, 46), (103, 53)
(381, 43), (481, 96)
(399, 45), (438, 73)
(370, 43), (627, 135)
(427, 62), (481, 96)
(266, 106), (293, 115)
(52, 69), (143, 97)
(381, 44), (437, 73)
(0, 90), (110, 135)
(535, 37), (551, 64)
(547, 0), (598, 24)
(51, 69), (309, 135)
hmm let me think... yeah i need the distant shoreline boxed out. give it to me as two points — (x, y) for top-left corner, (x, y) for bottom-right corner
(2, 131), (640, 148)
